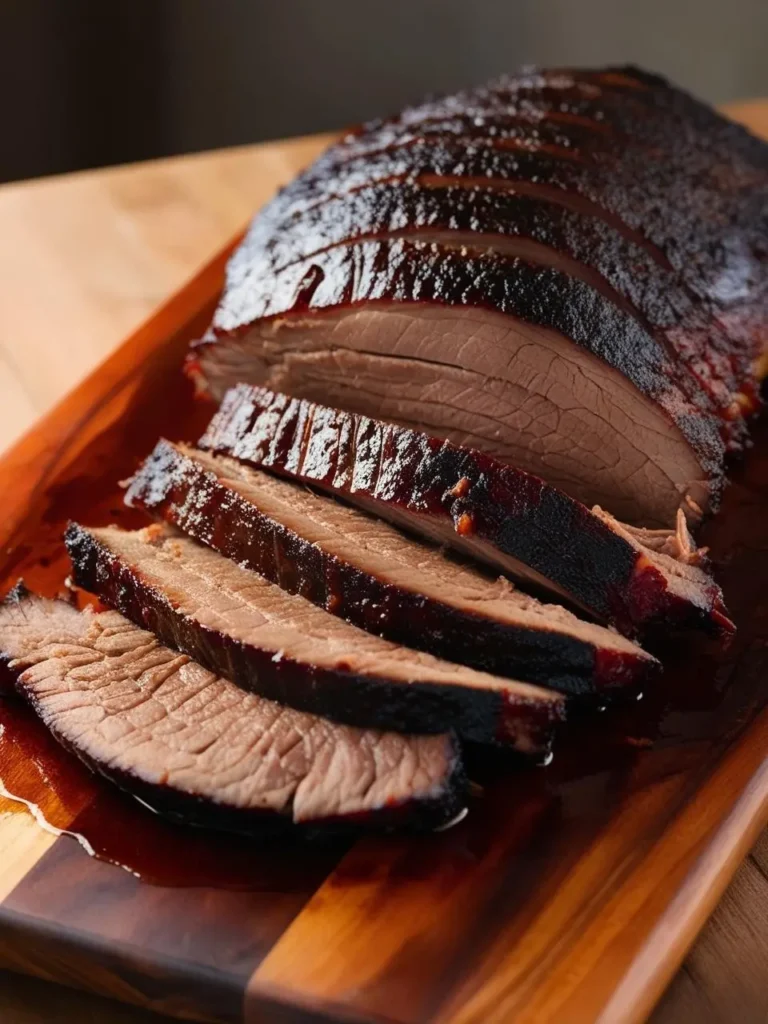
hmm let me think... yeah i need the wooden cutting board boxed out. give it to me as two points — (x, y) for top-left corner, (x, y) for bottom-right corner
(0, 110), (767, 1024)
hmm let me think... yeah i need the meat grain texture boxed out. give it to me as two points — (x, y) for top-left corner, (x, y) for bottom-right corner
(65, 523), (566, 753)
(0, 589), (466, 832)
(198, 385), (732, 638)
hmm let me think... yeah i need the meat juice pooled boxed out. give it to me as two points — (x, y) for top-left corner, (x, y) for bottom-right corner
(0, 371), (292, 888)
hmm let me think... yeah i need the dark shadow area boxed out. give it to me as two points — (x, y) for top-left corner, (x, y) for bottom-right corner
(2, 0), (768, 180)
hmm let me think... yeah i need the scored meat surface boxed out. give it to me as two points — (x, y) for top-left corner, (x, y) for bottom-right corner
(125, 438), (657, 696)
(0, 588), (465, 832)
(190, 65), (768, 526)
(198, 385), (733, 638)
(65, 523), (566, 753)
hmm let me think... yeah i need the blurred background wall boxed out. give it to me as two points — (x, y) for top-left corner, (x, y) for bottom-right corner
(3, 0), (767, 183)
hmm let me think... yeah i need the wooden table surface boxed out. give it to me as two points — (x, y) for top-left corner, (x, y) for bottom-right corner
(0, 102), (767, 1024)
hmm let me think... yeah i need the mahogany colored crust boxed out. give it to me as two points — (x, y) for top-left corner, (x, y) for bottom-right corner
(259, 140), (766, 365)
(0, 586), (466, 836)
(275, 66), (768, 301)
(64, 523), (564, 753)
(204, 238), (726, 488)
(124, 439), (655, 697)
(198, 385), (731, 638)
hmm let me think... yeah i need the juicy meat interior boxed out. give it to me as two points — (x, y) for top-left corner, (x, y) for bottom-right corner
(0, 589), (465, 831)
(201, 301), (711, 526)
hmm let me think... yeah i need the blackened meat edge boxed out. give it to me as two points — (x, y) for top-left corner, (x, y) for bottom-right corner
(198, 385), (733, 638)
(240, 183), (750, 446)
(65, 525), (566, 754)
(124, 439), (658, 697)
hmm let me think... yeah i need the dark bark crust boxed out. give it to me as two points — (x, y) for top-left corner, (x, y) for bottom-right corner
(193, 64), (767, 539)
(124, 439), (656, 697)
(64, 524), (564, 753)
(227, 64), (767, 372)
(198, 385), (731, 638)
(312, 67), (768, 307)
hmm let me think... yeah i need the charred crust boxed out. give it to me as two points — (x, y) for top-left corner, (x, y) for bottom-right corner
(204, 239), (728, 488)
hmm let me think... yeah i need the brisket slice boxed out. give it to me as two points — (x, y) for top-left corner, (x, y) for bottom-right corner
(65, 524), (565, 753)
(253, 145), (766, 372)
(0, 589), (465, 832)
(235, 183), (744, 439)
(124, 439), (657, 697)
(196, 238), (725, 526)
(198, 385), (733, 639)
(235, 66), (767, 376)
(261, 73), (768, 316)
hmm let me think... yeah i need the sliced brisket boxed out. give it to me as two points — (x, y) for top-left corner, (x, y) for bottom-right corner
(0, 589), (465, 832)
(65, 523), (566, 753)
(198, 385), (732, 638)
(295, 68), (768, 319)
(124, 439), (657, 697)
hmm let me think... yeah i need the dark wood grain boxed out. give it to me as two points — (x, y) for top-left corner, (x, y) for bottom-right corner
(0, 184), (766, 1024)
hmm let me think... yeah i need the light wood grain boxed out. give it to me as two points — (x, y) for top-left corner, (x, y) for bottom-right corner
(0, 105), (765, 1024)
(0, 813), (56, 903)
(0, 134), (334, 456)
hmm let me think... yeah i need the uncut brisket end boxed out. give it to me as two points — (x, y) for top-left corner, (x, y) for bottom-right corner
(199, 385), (733, 638)
(124, 439), (658, 697)
(263, 140), (766, 374)
(0, 588), (465, 833)
(300, 69), (768, 317)
(229, 66), (767, 388)
(65, 523), (566, 753)
(271, 70), (768, 309)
